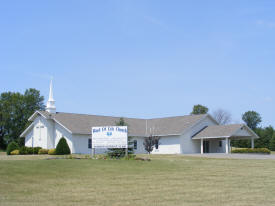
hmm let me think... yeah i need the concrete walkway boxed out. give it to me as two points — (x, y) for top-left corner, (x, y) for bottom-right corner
(184, 153), (275, 160)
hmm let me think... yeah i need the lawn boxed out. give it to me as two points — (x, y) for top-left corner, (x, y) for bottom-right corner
(1, 155), (275, 206)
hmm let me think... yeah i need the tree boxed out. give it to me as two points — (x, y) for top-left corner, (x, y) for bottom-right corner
(242, 111), (262, 130)
(143, 135), (160, 154)
(255, 126), (274, 149)
(191, 104), (209, 115)
(56, 137), (71, 155)
(212, 109), (232, 125)
(269, 134), (275, 151)
(107, 118), (134, 158)
(0, 89), (44, 149)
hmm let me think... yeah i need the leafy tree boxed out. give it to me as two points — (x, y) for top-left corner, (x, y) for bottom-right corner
(143, 135), (160, 154)
(231, 139), (250, 148)
(56, 137), (71, 155)
(255, 126), (274, 149)
(0, 89), (44, 149)
(107, 118), (134, 158)
(191, 104), (209, 115)
(212, 109), (232, 125)
(242, 111), (262, 130)
(269, 134), (275, 151)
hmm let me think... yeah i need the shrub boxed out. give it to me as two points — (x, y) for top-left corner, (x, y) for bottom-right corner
(19, 146), (30, 155)
(10, 150), (20, 155)
(232, 148), (271, 154)
(18, 146), (42, 155)
(38, 149), (49, 155)
(33, 147), (42, 154)
(56, 137), (71, 155)
(48, 149), (56, 155)
(6, 142), (20, 155)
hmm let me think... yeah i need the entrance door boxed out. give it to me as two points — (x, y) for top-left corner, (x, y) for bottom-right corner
(203, 140), (210, 153)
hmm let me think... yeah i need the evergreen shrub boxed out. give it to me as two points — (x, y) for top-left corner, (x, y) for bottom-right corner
(56, 137), (71, 155)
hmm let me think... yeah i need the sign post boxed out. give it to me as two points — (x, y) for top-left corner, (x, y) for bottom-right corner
(91, 126), (128, 157)
(91, 148), (95, 158)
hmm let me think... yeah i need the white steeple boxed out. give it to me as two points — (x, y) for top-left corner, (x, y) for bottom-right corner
(46, 78), (56, 114)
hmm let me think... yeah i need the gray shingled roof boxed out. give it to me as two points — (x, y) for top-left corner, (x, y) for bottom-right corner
(192, 124), (245, 139)
(39, 111), (206, 136)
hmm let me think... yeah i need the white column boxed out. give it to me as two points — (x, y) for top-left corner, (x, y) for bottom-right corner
(228, 139), (231, 153)
(251, 138), (254, 149)
(201, 139), (204, 154)
(225, 138), (229, 154)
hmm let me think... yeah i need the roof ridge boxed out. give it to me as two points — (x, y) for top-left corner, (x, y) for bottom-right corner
(146, 114), (206, 120)
(48, 111), (205, 121)
(54, 111), (147, 120)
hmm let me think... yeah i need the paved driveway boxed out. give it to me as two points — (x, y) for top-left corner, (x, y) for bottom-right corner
(184, 153), (275, 160)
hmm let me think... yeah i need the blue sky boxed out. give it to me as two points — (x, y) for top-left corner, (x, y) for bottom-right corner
(0, 0), (275, 126)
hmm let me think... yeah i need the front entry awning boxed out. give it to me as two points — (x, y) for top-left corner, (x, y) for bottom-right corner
(192, 124), (259, 154)
(192, 124), (259, 140)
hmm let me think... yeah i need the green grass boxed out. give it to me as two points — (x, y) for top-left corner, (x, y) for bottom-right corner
(1, 155), (275, 206)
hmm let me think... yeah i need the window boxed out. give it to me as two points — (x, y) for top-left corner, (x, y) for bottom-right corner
(88, 139), (92, 149)
(219, 140), (222, 147)
(133, 140), (137, 150)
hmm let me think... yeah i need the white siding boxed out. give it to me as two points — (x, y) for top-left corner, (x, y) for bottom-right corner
(131, 136), (181, 154)
(131, 137), (146, 154)
(46, 119), (55, 149)
(180, 116), (218, 154)
(72, 134), (91, 154)
(54, 124), (74, 153)
(25, 128), (33, 147)
(24, 116), (56, 150)
(72, 134), (107, 154)
(31, 116), (48, 149)
(152, 136), (181, 154)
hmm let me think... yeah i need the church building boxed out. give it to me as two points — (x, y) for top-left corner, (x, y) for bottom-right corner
(20, 80), (259, 154)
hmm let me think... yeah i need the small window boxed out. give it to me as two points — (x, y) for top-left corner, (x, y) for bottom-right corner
(133, 140), (137, 150)
(88, 139), (92, 149)
(219, 140), (222, 147)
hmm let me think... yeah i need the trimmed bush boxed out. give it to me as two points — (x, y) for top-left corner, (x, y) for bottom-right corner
(33, 147), (42, 154)
(232, 148), (271, 154)
(48, 149), (56, 155)
(18, 146), (42, 155)
(56, 137), (71, 155)
(10, 150), (20, 155)
(19, 146), (30, 155)
(6, 142), (20, 155)
(38, 149), (49, 155)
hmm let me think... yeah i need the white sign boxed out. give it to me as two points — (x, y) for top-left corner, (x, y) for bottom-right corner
(92, 126), (128, 149)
